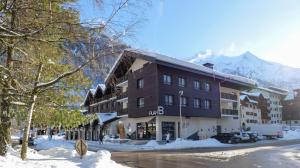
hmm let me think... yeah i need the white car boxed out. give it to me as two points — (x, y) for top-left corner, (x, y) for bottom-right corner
(233, 132), (250, 142)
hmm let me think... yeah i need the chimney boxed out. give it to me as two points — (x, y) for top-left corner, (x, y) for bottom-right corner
(203, 63), (214, 69)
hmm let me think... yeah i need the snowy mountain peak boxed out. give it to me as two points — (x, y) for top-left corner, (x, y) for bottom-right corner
(190, 51), (300, 89)
(240, 51), (259, 60)
(190, 50), (215, 63)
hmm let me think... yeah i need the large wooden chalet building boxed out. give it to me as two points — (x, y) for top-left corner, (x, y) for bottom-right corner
(71, 49), (259, 141)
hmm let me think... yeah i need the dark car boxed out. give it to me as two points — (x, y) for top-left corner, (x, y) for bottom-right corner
(211, 133), (242, 144)
(19, 137), (35, 146)
(246, 132), (259, 142)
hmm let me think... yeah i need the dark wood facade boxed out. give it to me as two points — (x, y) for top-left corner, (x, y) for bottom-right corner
(283, 89), (300, 121)
(82, 49), (255, 119)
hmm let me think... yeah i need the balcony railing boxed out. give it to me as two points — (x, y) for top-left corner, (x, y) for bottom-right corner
(93, 93), (117, 104)
(116, 75), (128, 85)
(118, 108), (128, 115)
(221, 109), (239, 116)
(221, 93), (238, 101)
(117, 91), (128, 100)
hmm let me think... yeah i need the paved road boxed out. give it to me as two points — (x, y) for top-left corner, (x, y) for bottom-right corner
(111, 139), (300, 168)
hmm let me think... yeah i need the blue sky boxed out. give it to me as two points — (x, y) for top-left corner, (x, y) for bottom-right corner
(79, 0), (300, 68)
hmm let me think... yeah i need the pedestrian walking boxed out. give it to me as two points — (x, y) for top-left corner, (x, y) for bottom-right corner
(99, 131), (104, 144)
(166, 132), (170, 143)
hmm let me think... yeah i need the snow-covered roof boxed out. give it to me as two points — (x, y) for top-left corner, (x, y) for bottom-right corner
(104, 53), (123, 83)
(95, 84), (106, 94)
(256, 87), (288, 96)
(284, 93), (295, 101)
(105, 48), (257, 87)
(241, 91), (264, 98)
(96, 112), (118, 125)
(81, 89), (96, 106)
(240, 95), (258, 104)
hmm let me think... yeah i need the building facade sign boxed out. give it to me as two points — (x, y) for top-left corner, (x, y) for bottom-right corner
(149, 106), (164, 116)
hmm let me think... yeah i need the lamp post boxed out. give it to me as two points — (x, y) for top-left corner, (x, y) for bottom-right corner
(179, 90), (183, 139)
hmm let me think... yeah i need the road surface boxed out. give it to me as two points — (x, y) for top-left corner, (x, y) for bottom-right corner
(111, 139), (300, 168)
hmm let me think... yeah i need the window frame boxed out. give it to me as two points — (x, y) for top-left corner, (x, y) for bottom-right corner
(193, 98), (201, 108)
(137, 78), (144, 89)
(137, 97), (145, 108)
(178, 77), (186, 87)
(194, 80), (201, 90)
(203, 99), (212, 109)
(163, 74), (172, 85)
(204, 81), (211, 92)
(180, 96), (188, 107)
(164, 95), (174, 106)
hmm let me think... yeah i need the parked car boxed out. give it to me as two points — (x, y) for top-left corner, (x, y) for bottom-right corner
(211, 133), (242, 144)
(19, 137), (35, 146)
(246, 132), (259, 142)
(233, 132), (250, 142)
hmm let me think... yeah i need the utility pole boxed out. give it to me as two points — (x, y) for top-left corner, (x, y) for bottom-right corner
(179, 90), (183, 139)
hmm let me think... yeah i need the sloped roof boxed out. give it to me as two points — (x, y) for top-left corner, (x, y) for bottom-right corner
(241, 91), (264, 98)
(256, 87), (288, 96)
(105, 48), (257, 87)
(240, 95), (258, 104)
(81, 89), (96, 107)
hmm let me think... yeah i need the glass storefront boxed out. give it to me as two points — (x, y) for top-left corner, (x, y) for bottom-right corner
(137, 119), (156, 140)
(162, 122), (176, 140)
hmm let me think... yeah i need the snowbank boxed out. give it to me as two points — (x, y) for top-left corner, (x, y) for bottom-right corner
(281, 129), (300, 140)
(35, 135), (74, 150)
(0, 135), (127, 168)
(86, 138), (229, 152)
(155, 138), (228, 150)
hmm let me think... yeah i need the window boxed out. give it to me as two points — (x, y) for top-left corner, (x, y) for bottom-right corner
(203, 99), (211, 109)
(204, 82), (211, 92)
(164, 95), (173, 106)
(194, 80), (200, 90)
(178, 77), (186, 87)
(137, 97), (144, 108)
(193, 98), (200, 108)
(137, 78), (144, 89)
(163, 74), (172, 85)
(180, 96), (188, 107)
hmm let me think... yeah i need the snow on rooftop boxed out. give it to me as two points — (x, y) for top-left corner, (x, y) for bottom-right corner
(284, 92), (296, 101)
(125, 49), (257, 86)
(240, 95), (258, 104)
(257, 87), (288, 95)
(241, 91), (262, 98)
(96, 112), (118, 125)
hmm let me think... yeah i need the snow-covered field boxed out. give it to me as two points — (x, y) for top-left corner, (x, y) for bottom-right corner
(0, 135), (127, 168)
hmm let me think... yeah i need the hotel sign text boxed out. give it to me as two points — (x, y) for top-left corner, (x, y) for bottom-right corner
(149, 106), (164, 116)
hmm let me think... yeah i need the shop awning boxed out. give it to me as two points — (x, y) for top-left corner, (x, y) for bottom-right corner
(96, 112), (118, 125)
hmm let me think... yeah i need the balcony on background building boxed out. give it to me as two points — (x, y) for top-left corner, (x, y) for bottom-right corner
(221, 109), (239, 116)
(116, 91), (128, 101)
(116, 75), (128, 86)
(93, 93), (117, 104)
(221, 92), (238, 101)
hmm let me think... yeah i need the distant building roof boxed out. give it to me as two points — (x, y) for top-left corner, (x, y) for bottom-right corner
(241, 91), (263, 98)
(256, 86), (288, 96)
(240, 95), (258, 104)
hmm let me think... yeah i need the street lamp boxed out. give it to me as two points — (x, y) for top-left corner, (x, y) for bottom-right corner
(179, 90), (183, 139)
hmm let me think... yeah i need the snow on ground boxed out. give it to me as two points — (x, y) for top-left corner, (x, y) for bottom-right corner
(86, 138), (230, 152)
(281, 129), (300, 140)
(181, 146), (274, 161)
(0, 135), (128, 168)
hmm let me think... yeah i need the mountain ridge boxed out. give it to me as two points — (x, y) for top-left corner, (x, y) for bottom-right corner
(189, 51), (300, 90)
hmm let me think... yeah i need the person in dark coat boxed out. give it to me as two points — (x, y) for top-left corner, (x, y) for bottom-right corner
(99, 131), (104, 144)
